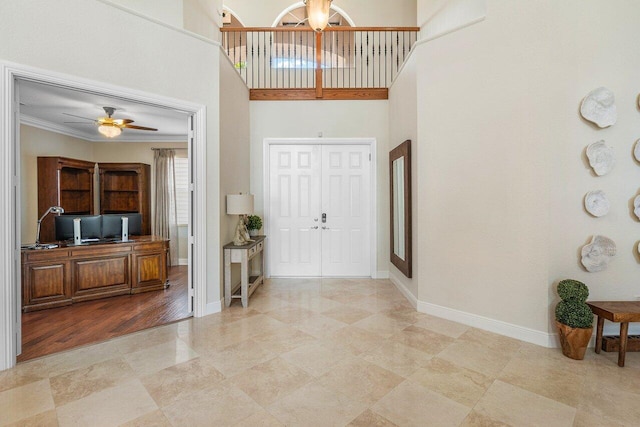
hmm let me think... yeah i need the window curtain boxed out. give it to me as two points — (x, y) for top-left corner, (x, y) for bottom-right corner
(153, 149), (178, 266)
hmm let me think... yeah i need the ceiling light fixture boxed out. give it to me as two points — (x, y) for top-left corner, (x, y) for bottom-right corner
(98, 124), (122, 138)
(305, 0), (332, 32)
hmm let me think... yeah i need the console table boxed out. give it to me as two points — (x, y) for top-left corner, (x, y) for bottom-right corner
(22, 236), (168, 312)
(224, 236), (265, 308)
(587, 301), (640, 367)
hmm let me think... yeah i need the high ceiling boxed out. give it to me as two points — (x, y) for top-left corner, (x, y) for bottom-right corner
(18, 80), (190, 142)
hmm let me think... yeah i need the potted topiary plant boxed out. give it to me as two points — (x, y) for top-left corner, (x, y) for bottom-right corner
(555, 279), (594, 360)
(246, 215), (263, 237)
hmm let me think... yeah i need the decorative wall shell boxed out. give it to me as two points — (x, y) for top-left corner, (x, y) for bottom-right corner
(634, 196), (640, 220)
(580, 87), (617, 128)
(581, 235), (616, 272)
(634, 139), (640, 162)
(586, 141), (615, 176)
(584, 190), (610, 217)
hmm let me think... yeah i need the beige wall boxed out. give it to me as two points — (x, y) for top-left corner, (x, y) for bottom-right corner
(388, 53), (418, 298)
(249, 100), (390, 274)
(20, 125), (188, 258)
(222, 0), (417, 27)
(0, 0), (231, 313)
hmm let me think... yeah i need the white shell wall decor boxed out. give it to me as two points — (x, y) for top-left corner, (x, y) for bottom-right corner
(581, 235), (617, 272)
(586, 140), (615, 176)
(634, 195), (640, 220)
(634, 139), (640, 162)
(580, 87), (617, 128)
(584, 190), (610, 217)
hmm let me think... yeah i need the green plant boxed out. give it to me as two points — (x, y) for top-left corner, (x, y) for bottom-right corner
(246, 215), (263, 230)
(555, 279), (593, 329)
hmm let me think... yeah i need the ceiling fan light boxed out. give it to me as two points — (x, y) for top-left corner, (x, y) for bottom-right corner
(98, 124), (122, 138)
(305, 0), (332, 32)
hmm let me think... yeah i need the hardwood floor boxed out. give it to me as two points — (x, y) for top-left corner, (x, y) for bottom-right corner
(18, 266), (190, 362)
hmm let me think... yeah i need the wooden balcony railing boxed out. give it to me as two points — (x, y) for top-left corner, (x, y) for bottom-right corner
(220, 27), (419, 100)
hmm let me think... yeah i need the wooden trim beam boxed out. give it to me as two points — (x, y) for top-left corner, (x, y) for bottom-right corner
(315, 32), (323, 99)
(250, 88), (388, 101)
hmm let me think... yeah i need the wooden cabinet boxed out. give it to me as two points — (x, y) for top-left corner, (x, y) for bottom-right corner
(98, 163), (151, 235)
(37, 157), (96, 243)
(21, 237), (168, 312)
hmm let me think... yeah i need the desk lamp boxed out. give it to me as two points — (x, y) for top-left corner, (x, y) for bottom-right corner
(35, 206), (64, 246)
(226, 194), (254, 246)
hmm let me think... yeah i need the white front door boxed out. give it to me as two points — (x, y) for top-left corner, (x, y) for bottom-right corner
(269, 144), (371, 277)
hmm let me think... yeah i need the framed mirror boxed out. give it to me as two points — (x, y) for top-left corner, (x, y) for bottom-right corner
(390, 140), (412, 277)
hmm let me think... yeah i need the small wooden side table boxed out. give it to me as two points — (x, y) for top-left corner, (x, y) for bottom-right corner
(587, 301), (640, 367)
(223, 236), (265, 308)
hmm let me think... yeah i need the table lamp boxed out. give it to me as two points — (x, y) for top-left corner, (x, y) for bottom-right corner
(226, 193), (254, 245)
(35, 206), (65, 246)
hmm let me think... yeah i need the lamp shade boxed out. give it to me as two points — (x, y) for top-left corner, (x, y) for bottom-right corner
(226, 194), (254, 215)
(98, 124), (122, 138)
(306, 0), (332, 32)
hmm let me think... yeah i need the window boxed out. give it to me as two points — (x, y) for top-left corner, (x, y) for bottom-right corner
(174, 157), (189, 225)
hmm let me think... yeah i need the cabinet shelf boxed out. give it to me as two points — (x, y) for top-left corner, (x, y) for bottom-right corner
(98, 163), (150, 235)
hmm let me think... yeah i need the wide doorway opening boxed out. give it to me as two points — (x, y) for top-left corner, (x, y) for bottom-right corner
(6, 69), (205, 364)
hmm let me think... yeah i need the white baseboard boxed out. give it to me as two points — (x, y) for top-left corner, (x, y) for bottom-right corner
(178, 258), (188, 266)
(203, 300), (222, 317)
(417, 300), (554, 348)
(389, 271), (418, 309)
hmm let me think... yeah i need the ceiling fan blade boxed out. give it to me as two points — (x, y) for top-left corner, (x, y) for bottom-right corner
(113, 119), (134, 125)
(123, 124), (158, 131)
(62, 112), (95, 121)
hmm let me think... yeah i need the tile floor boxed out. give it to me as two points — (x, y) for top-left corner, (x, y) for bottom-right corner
(2, 277), (640, 426)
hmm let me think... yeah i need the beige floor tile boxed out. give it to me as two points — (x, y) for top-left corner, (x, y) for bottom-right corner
(112, 324), (179, 355)
(230, 357), (313, 406)
(161, 381), (263, 427)
(392, 324), (454, 355)
(5, 409), (58, 427)
(124, 338), (198, 376)
(352, 313), (413, 338)
(577, 380), (640, 426)
(474, 380), (576, 427)
(316, 358), (404, 405)
(293, 314), (348, 338)
(459, 328), (522, 354)
(322, 326), (385, 355)
(232, 410), (285, 427)
(571, 409), (626, 427)
(56, 380), (158, 427)
(0, 360), (49, 393)
(279, 341), (355, 377)
(119, 410), (173, 427)
(204, 338), (277, 377)
(287, 295), (345, 313)
(249, 327), (316, 354)
(321, 305), (375, 325)
(437, 340), (513, 377)
(381, 306), (427, 324)
(408, 358), (493, 407)
(498, 355), (586, 407)
(458, 410), (511, 426)
(264, 306), (318, 324)
(347, 409), (399, 426)
(38, 341), (122, 378)
(140, 357), (225, 407)
(360, 340), (433, 377)
(266, 381), (367, 427)
(50, 357), (136, 406)
(350, 296), (408, 313)
(372, 380), (470, 426)
(413, 315), (470, 338)
(0, 380), (54, 426)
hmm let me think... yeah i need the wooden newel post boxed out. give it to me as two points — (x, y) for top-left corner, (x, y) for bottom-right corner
(315, 31), (323, 98)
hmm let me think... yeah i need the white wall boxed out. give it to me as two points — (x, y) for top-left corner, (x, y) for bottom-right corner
(222, 0), (417, 27)
(104, 0), (184, 28)
(411, 0), (640, 342)
(220, 51), (251, 295)
(250, 100), (389, 273)
(388, 54), (418, 299)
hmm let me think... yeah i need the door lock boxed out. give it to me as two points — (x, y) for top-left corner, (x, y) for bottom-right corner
(322, 213), (327, 223)
(311, 226), (319, 229)
(322, 226), (330, 230)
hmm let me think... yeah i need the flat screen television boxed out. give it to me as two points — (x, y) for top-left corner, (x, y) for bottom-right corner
(54, 215), (102, 241)
(102, 213), (142, 238)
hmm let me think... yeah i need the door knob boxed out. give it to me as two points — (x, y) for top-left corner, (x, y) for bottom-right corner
(322, 226), (330, 230)
(311, 226), (319, 229)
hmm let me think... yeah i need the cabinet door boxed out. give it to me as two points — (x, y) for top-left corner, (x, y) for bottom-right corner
(131, 252), (167, 293)
(71, 256), (131, 301)
(23, 261), (72, 311)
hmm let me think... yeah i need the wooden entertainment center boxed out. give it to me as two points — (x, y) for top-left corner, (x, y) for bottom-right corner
(22, 236), (168, 312)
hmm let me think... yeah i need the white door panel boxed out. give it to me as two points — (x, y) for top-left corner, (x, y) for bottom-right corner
(269, 144), (370, 277)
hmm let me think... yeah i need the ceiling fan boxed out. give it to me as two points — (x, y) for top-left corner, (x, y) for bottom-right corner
(63, 106), (158, 138)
